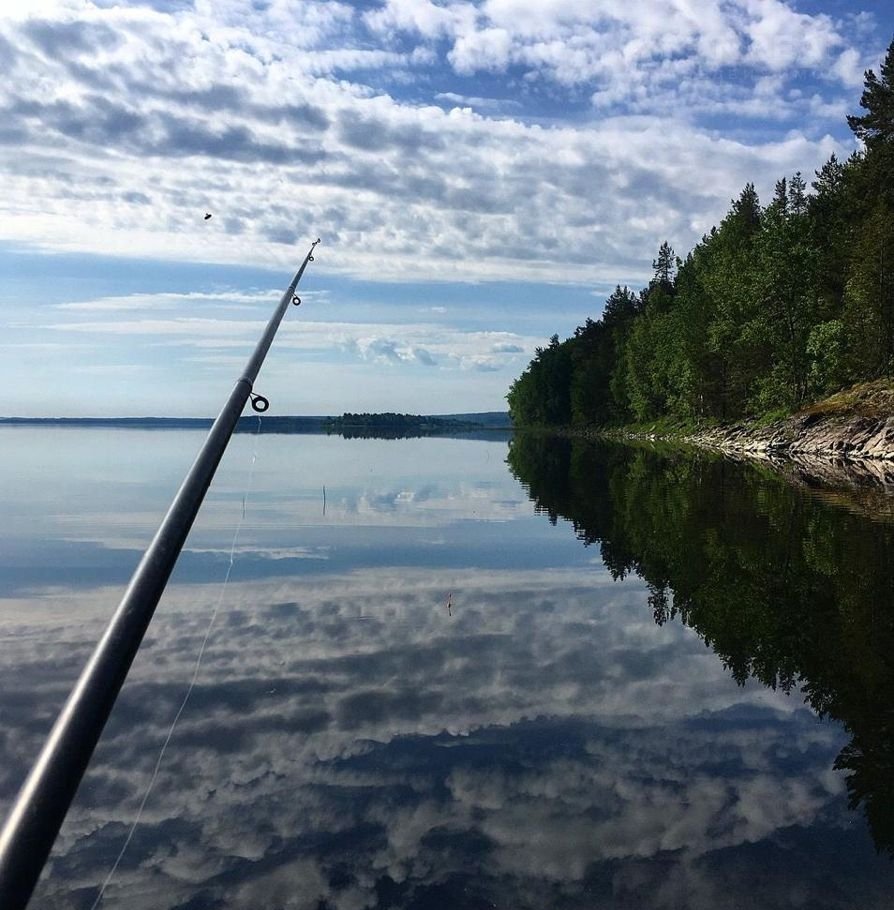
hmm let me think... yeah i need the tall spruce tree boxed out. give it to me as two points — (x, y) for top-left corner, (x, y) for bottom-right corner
(652, 241), (679, 289)
(847, 38), (894, 148)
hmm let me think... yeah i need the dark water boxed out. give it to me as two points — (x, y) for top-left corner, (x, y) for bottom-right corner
(1, 428), (893, 909)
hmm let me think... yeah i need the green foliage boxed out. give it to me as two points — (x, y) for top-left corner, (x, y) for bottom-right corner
(807, 319), (846, 397)
(506, 334), (573, 427)
(749, 172), (819, 411)
(842, 202), (894, 377)
(506, 37), (894, 429)
(847, 37), (894, 149)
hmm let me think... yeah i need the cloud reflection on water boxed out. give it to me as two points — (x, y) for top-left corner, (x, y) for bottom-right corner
(4, 567), (888, 909)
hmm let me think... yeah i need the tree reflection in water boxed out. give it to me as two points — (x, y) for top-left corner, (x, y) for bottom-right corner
(507, 434), (894, 855)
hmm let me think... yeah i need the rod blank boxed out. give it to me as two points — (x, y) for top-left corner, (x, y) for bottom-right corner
(0, 240), (320, 909)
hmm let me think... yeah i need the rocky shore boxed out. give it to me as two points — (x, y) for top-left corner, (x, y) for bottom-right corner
(686, 411), (894, 461)
(679, 381), (894, 489)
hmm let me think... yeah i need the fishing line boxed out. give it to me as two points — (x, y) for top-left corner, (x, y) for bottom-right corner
(0, 244), (318, 910)
(90, 415), (264, 908)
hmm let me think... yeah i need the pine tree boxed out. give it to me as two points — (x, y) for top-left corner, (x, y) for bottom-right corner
(651, 241), (678, 289)
(773, 177), (788, 214)
(729, 183), (762, 237)
(788, 172), (808, 216)
(847, 38), (894, 148)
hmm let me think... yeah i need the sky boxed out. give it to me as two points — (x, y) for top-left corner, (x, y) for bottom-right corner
(1, 0), (892, 417)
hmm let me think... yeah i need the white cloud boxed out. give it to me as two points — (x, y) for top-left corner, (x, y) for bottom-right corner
(42, 296), (537, 383)
(54, 289), (285, 312)
(434, 91), (521, 113)
(831, 46), (866, 87)
(741, 0), (842, 71)
(0, 0), (875, 288)
(362, 0), (470, 40)
(449, 25), (513, 74)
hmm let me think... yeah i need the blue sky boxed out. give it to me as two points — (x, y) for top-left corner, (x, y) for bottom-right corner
(1, 0), (892, 417)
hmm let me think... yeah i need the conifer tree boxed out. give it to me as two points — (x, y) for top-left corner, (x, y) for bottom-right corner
(651, 241), (679, 288)
(847, 38), (894, 148)
(788, 172), (808, 216)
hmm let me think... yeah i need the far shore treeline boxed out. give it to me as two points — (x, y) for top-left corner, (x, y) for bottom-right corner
(322, 412), (483, 434)
(508, 39), (894, 430)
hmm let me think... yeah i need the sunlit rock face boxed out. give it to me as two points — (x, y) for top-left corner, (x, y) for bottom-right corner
(686, 406), (894, 468)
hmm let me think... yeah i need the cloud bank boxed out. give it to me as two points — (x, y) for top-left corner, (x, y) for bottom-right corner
(0, 0), (885, 284)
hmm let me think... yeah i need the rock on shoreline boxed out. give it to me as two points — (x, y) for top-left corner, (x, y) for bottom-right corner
(680, 381), (894, 468)
(686, 412), (894, 462)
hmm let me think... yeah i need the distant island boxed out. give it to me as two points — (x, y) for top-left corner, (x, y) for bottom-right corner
(322, 412), (491, 439)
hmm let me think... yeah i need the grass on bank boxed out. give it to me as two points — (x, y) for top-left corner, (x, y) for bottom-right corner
(798, 379), (894, 420)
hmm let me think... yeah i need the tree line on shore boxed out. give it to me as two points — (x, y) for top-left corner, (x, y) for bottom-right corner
(322, 412), (481, 435)
(508, 39), (894, 429)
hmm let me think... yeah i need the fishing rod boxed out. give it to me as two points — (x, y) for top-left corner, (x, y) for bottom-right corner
(0, 238), (321, 910)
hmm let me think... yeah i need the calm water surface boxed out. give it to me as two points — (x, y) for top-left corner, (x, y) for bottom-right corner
(1, 427), (892, 909)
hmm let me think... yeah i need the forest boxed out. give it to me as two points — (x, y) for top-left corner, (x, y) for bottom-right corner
(508, 39), (894, 429)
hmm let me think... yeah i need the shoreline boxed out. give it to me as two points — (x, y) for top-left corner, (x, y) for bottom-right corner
(681, 411), (894, 465)
(616, 406), (894, 495)
(678, 410), (894, 490)
(589, 381), (894, 484)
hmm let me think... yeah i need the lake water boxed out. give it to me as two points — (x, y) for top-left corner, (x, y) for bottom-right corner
(1, 427), (893, 909)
